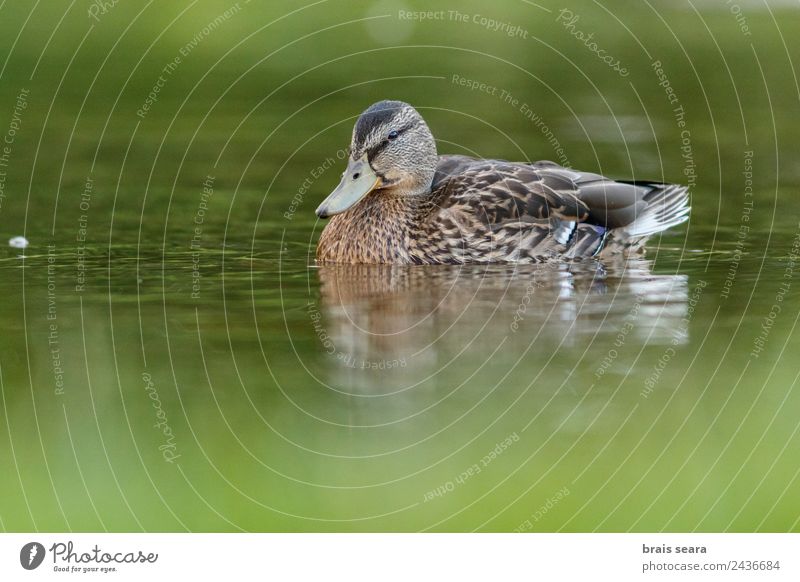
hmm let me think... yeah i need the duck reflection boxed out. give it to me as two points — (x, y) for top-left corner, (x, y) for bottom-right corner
(312, 260), (689, 393)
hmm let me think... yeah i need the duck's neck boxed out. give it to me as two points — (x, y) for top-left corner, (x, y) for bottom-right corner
(316, 189), (432, 264)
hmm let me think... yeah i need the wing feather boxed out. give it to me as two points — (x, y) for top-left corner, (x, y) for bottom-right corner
(424, 155), (688, 262)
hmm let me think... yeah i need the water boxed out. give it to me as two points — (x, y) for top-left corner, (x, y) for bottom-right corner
(1, 0), (799, 532)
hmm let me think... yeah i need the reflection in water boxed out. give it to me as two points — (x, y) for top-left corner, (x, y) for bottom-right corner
(314, 260), (689, 394)
(3, 244), (796, 532)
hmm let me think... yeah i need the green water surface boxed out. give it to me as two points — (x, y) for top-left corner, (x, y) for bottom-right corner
(0, 0), (799, 532)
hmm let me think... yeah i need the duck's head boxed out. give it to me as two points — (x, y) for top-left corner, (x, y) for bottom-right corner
(316, 100), (437, 218)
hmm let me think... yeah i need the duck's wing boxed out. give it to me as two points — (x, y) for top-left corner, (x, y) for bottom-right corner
(432, 156), (591, 224)
(428, 156), (689, 261)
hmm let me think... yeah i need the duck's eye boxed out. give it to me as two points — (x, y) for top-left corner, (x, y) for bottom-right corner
(387, 130), (399, 141)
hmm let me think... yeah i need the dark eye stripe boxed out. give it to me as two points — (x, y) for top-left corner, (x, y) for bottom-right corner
(366, 125), (412, 161)
(385, 125), (410, 141)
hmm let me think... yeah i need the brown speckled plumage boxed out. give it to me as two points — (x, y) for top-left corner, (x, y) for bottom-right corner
(316, 102), (690, 264)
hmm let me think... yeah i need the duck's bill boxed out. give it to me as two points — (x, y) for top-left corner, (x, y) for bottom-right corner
(315, 154), (381, 218)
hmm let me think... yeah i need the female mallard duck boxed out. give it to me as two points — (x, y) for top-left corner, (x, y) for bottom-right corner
(316, 100), (689, 264)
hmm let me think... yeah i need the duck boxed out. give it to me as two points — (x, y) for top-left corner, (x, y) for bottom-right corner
(315, 100), (689, 264)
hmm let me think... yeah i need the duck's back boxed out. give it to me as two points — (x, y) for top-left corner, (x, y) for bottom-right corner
(413, 155), (689, 263)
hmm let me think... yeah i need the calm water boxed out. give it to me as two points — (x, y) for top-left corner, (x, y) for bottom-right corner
(1, 0), (799, 532)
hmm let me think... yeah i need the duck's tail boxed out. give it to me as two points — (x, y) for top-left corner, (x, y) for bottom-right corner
(597, 182), (690, 257)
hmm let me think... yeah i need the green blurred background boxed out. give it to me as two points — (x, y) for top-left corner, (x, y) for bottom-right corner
(0, 0), (799, 532)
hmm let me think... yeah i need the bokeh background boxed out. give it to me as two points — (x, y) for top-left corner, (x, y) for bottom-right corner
(0, 0), (799, 532)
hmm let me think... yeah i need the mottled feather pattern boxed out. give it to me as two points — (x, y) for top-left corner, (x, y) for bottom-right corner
(317, 155), (689, 264)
